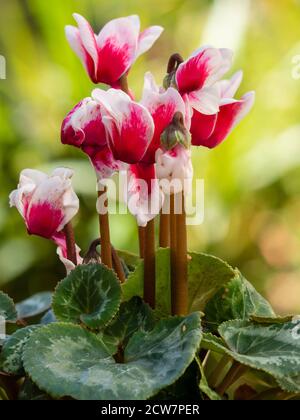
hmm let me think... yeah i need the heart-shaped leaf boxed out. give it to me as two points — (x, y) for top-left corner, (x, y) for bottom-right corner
(23, 313), (202, 400)
(101, 297), (155, 353)
(216, 320), (300, 383)
(123, 249), (236, 316)
(52, 264), (122, 329)
(0, 325), (40, 375)
(205, 274), (275, 332)
(0, 292), (17, 323)
(16, 292), (52, 319)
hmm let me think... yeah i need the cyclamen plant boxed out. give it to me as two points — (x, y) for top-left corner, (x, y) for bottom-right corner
(1, 14), (300, 402)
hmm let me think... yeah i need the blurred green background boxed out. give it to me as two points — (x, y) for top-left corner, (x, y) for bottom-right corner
(1, 0), (300, 314)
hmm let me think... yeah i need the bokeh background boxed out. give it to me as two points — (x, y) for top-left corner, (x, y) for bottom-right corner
(1, 0), (300, 314)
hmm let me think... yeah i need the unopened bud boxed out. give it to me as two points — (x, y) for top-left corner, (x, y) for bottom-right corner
(83, 239), (101, 265)
(161, 112), (191, 151)
(163, 72), (177, 90)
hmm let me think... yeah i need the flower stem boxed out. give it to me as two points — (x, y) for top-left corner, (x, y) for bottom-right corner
(63, 222), (77, 266)
(170, 194), (177, 314)
(159, 196), (170, 248)
(171, 192), (188, 316)
(209, 356), (231, 389)
(119, 74), (130, 95)
(216, 362), (246, 397)
(138, 226), (145, 259)
(143, 219), (156, 308)
(98, 188), (113, 269)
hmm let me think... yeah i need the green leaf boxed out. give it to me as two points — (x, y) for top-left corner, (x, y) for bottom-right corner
(219, 320), (300, 380)
(18, 378), (51, 401)
(40, 310), (56, 325)
(52, 264), (122, 329)
(123, 249), (236, 316)
(16, 292), (52, 319)
(277, 375), (300, 394)
(23, 313), (202, 400)
(102, 297), (155, 352)
(205, 274), (275, 331)
(117, 250), (141, 271)
(0, 326), (40, 375)
(0, 292), (17, 322)
(196, 357), (222, 401)
(188, 252), (237, 313)
(201, 333), (229, 355)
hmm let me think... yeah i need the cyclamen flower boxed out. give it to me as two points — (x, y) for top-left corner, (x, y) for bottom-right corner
(61, 98), (124, 180)
(92, 73), (189, 226)
(65, 13), (163, 86)
(191, 71), (255, 148)
(176, 47), (233, 115)
(9, 168), (82, 271)
(191, 71), (255, 149)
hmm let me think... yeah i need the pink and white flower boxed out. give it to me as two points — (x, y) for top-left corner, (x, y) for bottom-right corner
(176, 47), (233, 115)
(61, 98), (124, 180)
(65, 13), (163, 86)
(92, 88), (155, 164)
(190, 71), (255, 148)
(9, 168), (82, 272)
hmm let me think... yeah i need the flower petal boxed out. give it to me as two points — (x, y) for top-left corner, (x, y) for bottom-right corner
(94, 89), (155, 164)
(72, 13), (99, 69)
(218, 70), (243, 100)
(61, 98), (107, 150)
(156, 146), (193, 196)
(191, 112), (218, 146)
(126, 164), (164, 227)
(88, 145), (126, 181)
(176, 47), (233, 95)
(199, 91), (255, 149)
(54, 232), (83, 274)
(188, 84), (221, 115)
(136, 26), (164, 59)
(141, 73), (186, 164)
(96, 16), (140, 84)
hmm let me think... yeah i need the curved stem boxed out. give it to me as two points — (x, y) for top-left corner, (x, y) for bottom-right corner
(63, 222), (77, 266)
(167, 53), (184, 73)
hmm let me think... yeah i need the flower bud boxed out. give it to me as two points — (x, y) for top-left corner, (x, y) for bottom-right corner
(160, 112), (191, 151)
